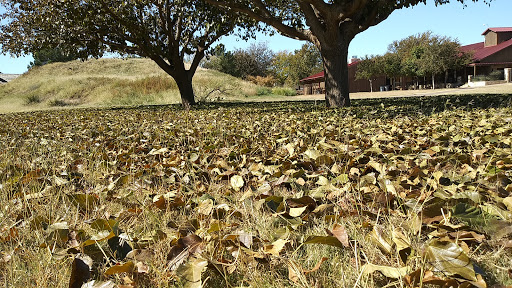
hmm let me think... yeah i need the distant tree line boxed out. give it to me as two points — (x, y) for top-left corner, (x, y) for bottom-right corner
(202, 42), (323, 87)
(356, 32), (473, 91)
(28, 47), (79, 69)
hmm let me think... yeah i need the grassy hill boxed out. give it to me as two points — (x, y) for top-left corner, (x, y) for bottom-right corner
(0, 58), (287, 113)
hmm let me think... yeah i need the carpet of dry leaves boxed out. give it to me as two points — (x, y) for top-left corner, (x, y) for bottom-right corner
(1, 94), (511, 288)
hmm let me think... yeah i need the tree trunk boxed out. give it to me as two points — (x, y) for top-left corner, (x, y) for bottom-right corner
(175, 74), (196, 110)
(369, 79), (373, 93)
(432, 74), (435, 90)
(320, 42), (351, 108)
(148, 55), (198, 110)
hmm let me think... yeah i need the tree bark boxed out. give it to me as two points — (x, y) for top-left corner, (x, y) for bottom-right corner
(320, 42), (351, 108)
(175, 73), (196, 110)
(149, 55), (198, 110)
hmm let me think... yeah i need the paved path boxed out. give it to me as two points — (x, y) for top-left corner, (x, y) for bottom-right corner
(290, 82), (512, 101)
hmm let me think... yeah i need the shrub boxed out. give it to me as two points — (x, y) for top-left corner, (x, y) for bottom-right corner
(272, 87), (297, 96)
(473, 70), (504, 81)
(25, 94), (41, 104)
(256, 87), (272, 96)
(247, 75), (276, 87)
(488, 70), (504, 81)
(48, 99), (68, 107)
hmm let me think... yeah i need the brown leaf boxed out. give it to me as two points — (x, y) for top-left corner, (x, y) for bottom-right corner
(304, 236), (344, 248)
(405, 269), (458, 287)
(81, 280), (116, 288)
(69, 254), (93, 288)
(287, 261), (301, 284)
(327, 224), (349, 248)
(304, 257), (328, 274)
(448, 231), (486, 243)
(460, 274), (487, 288)
(126, 249), (155, 262)
(136, 262), (149, 274)
(167, 234), (203, 271)
(1, 227), (18, 243)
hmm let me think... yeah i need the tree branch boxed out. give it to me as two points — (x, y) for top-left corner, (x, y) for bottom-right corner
(205, 0), (310, 41)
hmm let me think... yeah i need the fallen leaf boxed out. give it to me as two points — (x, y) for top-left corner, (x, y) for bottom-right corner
(176, 257), (208, 288)
(368, 226), (393, 255)
(304, 257), (328, 274)
(69, 254), (93, 288)
(503, 197), (512, 212)
(289, 206), (308, 217)
(304, 236), (344, 248)
(425, 240), (477, 281)
(167, 234), (203, 271)
(230, 175), (244, 191)
(361, 263), (410, 279)
(328, 224), (350, 248)
(136, 262), (149, 274)
(263, 239), (288, 256)
(81, 280), (116, 288)
(287, 260), (305, 285)
(105, 261), (135, 275)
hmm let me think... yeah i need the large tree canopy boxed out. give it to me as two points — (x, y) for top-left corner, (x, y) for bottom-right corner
(272, 43), (323, 86)
(206, 0), (491, 107)
(0, 0), (255, 109)
(389, 31), (473, 88)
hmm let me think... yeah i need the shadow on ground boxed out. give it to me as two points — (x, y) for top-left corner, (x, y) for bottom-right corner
(183, 94), (512, 118)
(7, 94), (511, 119)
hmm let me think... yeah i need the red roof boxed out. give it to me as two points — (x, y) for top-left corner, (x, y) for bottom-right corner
(300, 61), (359, 83)
(460, 38), (512, 61)
(300, 71), (324, 83)
(482, 27), (512, 35)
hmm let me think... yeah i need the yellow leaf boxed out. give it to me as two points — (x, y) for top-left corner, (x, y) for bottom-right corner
(263, 239), (288, 256)
(289, 206), (308, 217)
(230, 175), (244, 191)
(176, 257), (208, 288)
(503, 197), (512, 211)
(105, 261), (135, 276)
(433, 171), (443, 181)
(362, 263), (410, 279)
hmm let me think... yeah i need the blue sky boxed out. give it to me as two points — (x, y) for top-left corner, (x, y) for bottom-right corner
(1, 0), (510, 74)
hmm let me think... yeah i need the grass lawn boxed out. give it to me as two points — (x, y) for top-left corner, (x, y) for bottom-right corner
(1, 94), (511, 287)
